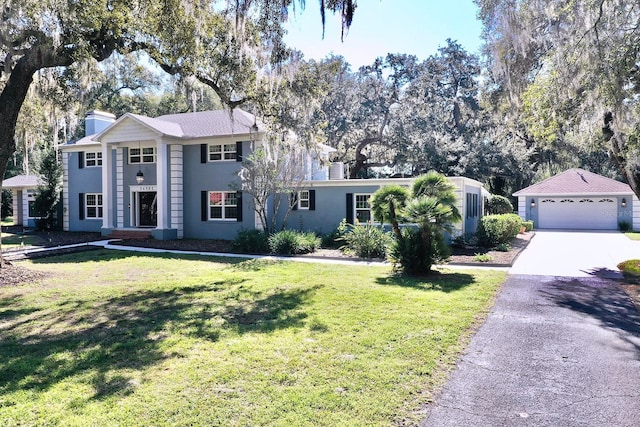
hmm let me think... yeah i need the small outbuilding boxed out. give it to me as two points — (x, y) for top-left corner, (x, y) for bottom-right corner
(513, 168), (638, 230)
(1, 174), (41, 227)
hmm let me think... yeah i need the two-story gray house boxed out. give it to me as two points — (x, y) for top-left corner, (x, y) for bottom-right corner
(57, 109), (488, 240)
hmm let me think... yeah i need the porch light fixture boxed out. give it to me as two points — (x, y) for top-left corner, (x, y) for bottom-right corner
(622, 198), (627, 208)
(135, 140), (144, 184)
(530, 199), (536, 208)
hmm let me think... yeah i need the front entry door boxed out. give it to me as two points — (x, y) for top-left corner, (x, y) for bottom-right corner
(139, 191), (157, 227)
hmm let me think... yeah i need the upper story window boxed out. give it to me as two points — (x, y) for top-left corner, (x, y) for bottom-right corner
(130, 147), (156, 164)
(355, 194), (372, 223)
(85, 152), (102, 167)
(209, 143), (237, 161)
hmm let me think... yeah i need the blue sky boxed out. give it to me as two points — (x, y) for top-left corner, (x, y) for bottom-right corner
(284, 0), (483, 69)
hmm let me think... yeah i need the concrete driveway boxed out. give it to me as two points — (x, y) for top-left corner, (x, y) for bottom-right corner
(510, 230), (640, 277)
(421, 231), (640, 426)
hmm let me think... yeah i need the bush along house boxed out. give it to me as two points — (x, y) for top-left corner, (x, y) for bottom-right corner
(58, 109), (489, 240)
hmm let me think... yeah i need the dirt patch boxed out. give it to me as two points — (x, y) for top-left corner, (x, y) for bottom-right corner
(0, 263), (50, 287)
(620, 283), (640, 312)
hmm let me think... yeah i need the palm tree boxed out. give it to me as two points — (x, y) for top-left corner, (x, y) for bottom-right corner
(370, 185), (410, 240)
(374, 171), (462, 274)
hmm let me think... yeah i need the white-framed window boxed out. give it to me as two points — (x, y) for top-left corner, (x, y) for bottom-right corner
(355, 194), (372, 223)
(209, 191), (237, 220)
(209, 143), (236, 161)
(85, 152), (102, 167)
(129, 147), (156, 164)
(298, 190), (310, 210)
(85, 193), (103, 218)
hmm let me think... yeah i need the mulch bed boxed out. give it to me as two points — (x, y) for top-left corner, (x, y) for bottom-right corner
(447, 232), (534, 267)
(1, 230), (534, 287)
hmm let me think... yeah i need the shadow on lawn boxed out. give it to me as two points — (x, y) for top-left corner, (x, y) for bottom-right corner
(0, 280), (315, 401)
(375, 271), (476, 292)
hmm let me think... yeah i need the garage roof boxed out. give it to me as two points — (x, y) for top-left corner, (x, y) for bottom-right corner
(513, 168), (632, 196)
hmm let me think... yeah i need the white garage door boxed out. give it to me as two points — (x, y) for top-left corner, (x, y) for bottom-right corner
(538, 197), (617, 229)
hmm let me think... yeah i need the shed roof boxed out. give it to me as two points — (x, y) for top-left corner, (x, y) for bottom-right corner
(2, 174), (40, 189)
(513, 168), (632, 196)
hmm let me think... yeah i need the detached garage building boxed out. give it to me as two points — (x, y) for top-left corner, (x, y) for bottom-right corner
(513, 168), (639, 230)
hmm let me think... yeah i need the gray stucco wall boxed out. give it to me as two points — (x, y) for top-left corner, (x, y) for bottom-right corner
(182, 142), (255, 240)
(67, 151), (104, 232)
(275, 184), (400, 235)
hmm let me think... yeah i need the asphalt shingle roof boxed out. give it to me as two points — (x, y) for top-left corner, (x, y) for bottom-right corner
(156, 109), (260, 138)
(513, 168), (632, 196)
(2, 174), (40, 188)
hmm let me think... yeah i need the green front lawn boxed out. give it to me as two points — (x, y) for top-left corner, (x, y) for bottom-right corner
(1, 230), (41, 249)
(0, 251), (506, 426)
(1, 217), (13, 226)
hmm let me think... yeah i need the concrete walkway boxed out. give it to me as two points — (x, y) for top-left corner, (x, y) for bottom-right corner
(421, 232), (640, 426)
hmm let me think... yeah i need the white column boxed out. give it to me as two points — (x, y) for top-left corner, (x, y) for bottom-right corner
(62, 152), (69, 230)
(101, 144), (113, 230)
(633, 195), (640, 231)
(116, 148), (124, 228)
(11, 190), (18, 225)
(170, 144), (184, 238)
(156, 140), (169, 230)
(22, 190), (28, 227)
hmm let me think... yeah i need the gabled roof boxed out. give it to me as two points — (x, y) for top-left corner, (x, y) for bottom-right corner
(92, 108), (263, 142)
(2, 174), (40, 189)
(157, 109), (261, 138)
(513, 168), (632, 196)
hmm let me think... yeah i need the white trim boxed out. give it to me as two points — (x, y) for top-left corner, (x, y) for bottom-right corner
(84, 151), (102, 167)
(170, 145), (184, 238)
(633, 195), (640, 231)
(116, 148), (124, 227)
(157, 141), (168, 229)
(62, 152), (69, 231)
(101, 145), (113, 230)
(11, 190), (18, 225)
(84, 193), (104, 219)
(354, 193), (373, 223)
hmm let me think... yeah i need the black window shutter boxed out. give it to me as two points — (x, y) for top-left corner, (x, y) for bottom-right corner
(291, 192), (298, 210)
(346, 193), (354, 224)
(236, 142), (243, 162)
(78, 152), (84, 169)
(309, 190), (316, 211)
(79, 193), (85, 220)
(236, 191), (243, 222)
(200, 144), (207, 164)
(201, 191), (208, 221)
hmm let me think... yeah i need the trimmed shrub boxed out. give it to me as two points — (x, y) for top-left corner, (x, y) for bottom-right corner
(268, 230), (320, 255)
(522, 220), (534, 232)
(618, 221), (632, 232)
(486, 195), (514, 214)
(617, 259), (640, 282)
(388, 227), (450, 275)
(477, 213), (523, 247)
(233, 229), (269, 254)
(339, 223), (392, 259)
(321, 219), (348, 248)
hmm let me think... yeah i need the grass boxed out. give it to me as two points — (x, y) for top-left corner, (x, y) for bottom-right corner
(0, 229), (42, 249)
(624, 231), (640, 241)
(0, 250), (506, 426)
(1, 217), (13, 226)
